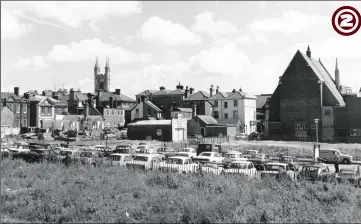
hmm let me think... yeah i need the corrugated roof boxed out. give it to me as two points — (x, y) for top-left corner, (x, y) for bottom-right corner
(128, 120), (172, 126)
(183, 91), (210, 101)
(300, 51), (345, 106)
(197, 115), (218, 125)
(145, 101), (162, 112)
(256, 94), (272, 109)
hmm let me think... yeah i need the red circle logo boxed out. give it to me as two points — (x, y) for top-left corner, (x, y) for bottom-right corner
(332, 6), (361, 36)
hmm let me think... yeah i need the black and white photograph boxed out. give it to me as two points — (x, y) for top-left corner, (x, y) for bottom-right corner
(1, 1), (361, 223)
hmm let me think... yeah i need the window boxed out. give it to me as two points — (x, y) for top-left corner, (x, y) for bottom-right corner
(137, 98), (140, 104)
(118, 110), (120, 116)
(233, 110), (238, 119)
(214, 101), (218, 107)
(16, 119), (20, 127)
(15, 104), (20, 113)
(112, 110), (115, 116)
(23, 105), (27, 113)
(295, 123), (308, 131)
(224, 102), (228, 108)
(311, 124), (316, 129)
(41, 107), (45, 115)
(224, 113), (228, 119)
(23, 119), (27, 127)
(234, 100), (238, 107)
(47, 107), (51, 116)
(324, 109), (331, 116)
(120, 111), (124, 116)
(213, 111), (219, 119)
(135, 109), (139, 118)
(106, 110), (109, 116)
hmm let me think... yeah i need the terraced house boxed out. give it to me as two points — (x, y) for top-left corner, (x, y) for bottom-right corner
(208, 86), (257, 134)
(265, 46), (361, 143)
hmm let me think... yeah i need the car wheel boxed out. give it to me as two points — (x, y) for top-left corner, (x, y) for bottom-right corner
(342, 159), (351, 164)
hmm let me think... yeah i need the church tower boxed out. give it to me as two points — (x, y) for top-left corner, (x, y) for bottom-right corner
(94, 56), (110, 92)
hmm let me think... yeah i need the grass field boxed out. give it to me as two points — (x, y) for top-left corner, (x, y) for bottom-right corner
(1, 159), (361, 223)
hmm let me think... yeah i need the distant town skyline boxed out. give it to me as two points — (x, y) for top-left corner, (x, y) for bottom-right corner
(1, 1), (361, 97)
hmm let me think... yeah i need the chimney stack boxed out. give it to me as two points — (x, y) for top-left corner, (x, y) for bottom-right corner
(239, 87), (242, 92)
(14, 87), (19, 96)
(70, 88), (75, 100)
(24, 93), (30, 100)
(2, 99), (6, 106)
(113, 99), (117, 108)
(160, 86), (165, 90)
(216, 86), (219, 94)
(185, 86), (189, 98)
(192, 104), (197, 118)
(335, 58), (340, 90)
(84, 101), (89, 120)
(176, 82), (184, 90)
(232, 89), (236, 93)
(115, 89), (121, 95)
(109, 97), (113, 108)
(210, 85), (214, 97)
(189, 87), (194, 95)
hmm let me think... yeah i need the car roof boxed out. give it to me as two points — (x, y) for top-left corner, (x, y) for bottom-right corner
(226, 151), (242, 154)
(168, 156), (189, 160)
(266, 162), (288, 166)
(231, 160), (251, 164)
(110, 153), (132, 156)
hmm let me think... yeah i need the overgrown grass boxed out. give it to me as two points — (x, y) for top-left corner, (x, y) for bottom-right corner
(1, 159), (361, 223)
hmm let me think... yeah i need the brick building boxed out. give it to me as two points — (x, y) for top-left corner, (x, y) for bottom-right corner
(265, 46), (361, 143)
(255, 94), (272, 133)
(1, 87), (30, 128)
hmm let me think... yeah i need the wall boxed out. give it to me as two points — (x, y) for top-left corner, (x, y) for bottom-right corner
(244, 98), (257, 134)
(127, 124), (172, 141)
(321, 106), (334, 142)
(1, 107), (14, 127)
(171, 118), (187, 142)
(103, 108), (125, 127)
(1, 126), (20, 137)
(187, 118), (203, 135)
(38, 104), (55, 128)
(205, 126), (227, 137)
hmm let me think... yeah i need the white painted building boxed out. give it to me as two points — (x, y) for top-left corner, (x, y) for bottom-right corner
(208, 89), (257, 134)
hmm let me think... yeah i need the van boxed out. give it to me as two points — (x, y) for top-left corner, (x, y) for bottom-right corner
(319, 149), (352, 164)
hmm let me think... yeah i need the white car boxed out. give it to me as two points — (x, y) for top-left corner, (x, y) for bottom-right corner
(108, 153), (133, 166)
(261, 163), (296, 181)
(224, 161), (257, 178)
(223, 151), (247, 165)
(201, 163), (224, 175)
(192, 152), (224, 165)
(177, 148), (197, 159)
(159, 156), (199, 174)
(8, 144), (31, 153)
(126, 154), (163, 171)
(136, 145), (150, 153)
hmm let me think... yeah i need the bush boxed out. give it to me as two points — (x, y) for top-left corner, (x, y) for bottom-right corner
(1, 158), (361, 223)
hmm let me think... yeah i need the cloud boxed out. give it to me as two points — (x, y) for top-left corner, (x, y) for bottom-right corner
(1, 9), (33, 40)
(12, 55), (48, 70)
(3, 1), (142, 29)
(48, 38), (151, 64)
(109, 36), (117, 41)
(319, 34), (361, 59)
(249, 11), (328, 35)
(140, 16), (202, 46)
(192, 12), (238, 36)
(189, 43), (250, 77)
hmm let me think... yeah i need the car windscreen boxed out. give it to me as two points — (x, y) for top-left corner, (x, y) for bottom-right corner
(60, 151), (72, 156)
(80, 152), (93, 158)
(133, 156), (148, 162)
(166, 158), (183, 165)
(230, 163), (247, 169)
(110, 155), (122, 161)
(280, 157), (293, 162)
(265, 165), (285, 172)
(200, 152), (212, 157)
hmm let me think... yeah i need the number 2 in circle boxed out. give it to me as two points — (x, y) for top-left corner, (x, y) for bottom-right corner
(340, 14), (353, 27)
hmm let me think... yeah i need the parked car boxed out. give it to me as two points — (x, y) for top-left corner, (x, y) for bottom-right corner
(30, 148), (59, 162)
(176, 148), (197, 159)
(337, 168), (361, 187)
(243, 150), (259, 159)
(157, 147), (178, 158)
(57, 149), (81, 160)
(192, 152), (224, 165)
(319, 149), (352, 164)
(196, 143), (220, 156)
(108, 153), (133, 166)
(297, 164), (336, 182)
(261, 163), (296, 181)
(224, 161), (257, 178)
(113, 145), (137, 155)
(279, 156), (300, 171)
(200, 163), (224, 175)
(1, 148), (10, 158)
(126, 154), (162, 171)
(76, 151), (105, 166)
(248, 153), (271, 166)
(8, 144), (31, 153)
(159, 156), (199, 174)
(136, 145), (150, 153)
(188, 134), (203, 139)
(223, 151), (247, 166)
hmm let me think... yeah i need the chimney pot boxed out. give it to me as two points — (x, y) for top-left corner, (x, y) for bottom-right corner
(160, 86), (165, 90)
(14, 87), (19, 96)
(115, 89), (121, 95)
(109, 97), (113, 108)
(232, 89), (236, 93)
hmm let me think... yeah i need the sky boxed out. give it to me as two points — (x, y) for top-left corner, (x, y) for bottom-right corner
(1, 1), (361, 99)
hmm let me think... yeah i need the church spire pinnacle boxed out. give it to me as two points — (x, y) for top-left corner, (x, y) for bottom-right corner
(95, 56), (99, 69)
(306, 45), (311, 58)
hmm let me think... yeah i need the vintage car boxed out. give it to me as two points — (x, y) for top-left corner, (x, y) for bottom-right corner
(29, 148), (59, 162)
(337, 168), (361, 187)
(297, 163), (336, 182)
(223, 151), (247, 166)
(319, 149), (353, 164)
(57, 149), (81, 160)
(159, 156), (199, 174)
(126, 154), (163, 171)
(94, 145), (113, 156)
(136, 145), (151, 153)
(176, 148), (197, 159)
(260, 163), (296, 181)
(248, 154), (271, 165)
(192, 152), (224, 165)
(8, 144), (31, 153)
(279, 156), (300, 171)
(113, 145), (137, 155)
(76, 151), (105, 166)
(108, 153), (133, 166)
(224, 161), (257, 178)
(157, 147), (178, 158)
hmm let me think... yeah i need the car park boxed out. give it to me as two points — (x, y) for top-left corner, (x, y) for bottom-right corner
(248, 154), (271, 169)
(108, 153), (133, 166)
(223, 161), (257, 178)
(8, 144), (31, 153)
(57, 149), (81, 160)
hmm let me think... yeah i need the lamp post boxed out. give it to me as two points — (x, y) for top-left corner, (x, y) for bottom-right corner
(314, 118), (319, 143)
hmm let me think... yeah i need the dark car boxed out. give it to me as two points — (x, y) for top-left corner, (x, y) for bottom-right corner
(157, 147), (178, 158)
(29, 148), (59, 162)
(197, 143), (221, 156)
(297, 164), (336, 182)
(113, 145), (137, 155)
(248, 154), (271, 165)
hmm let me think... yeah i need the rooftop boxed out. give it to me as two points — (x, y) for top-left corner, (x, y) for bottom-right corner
(128, 120), (172, 126)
